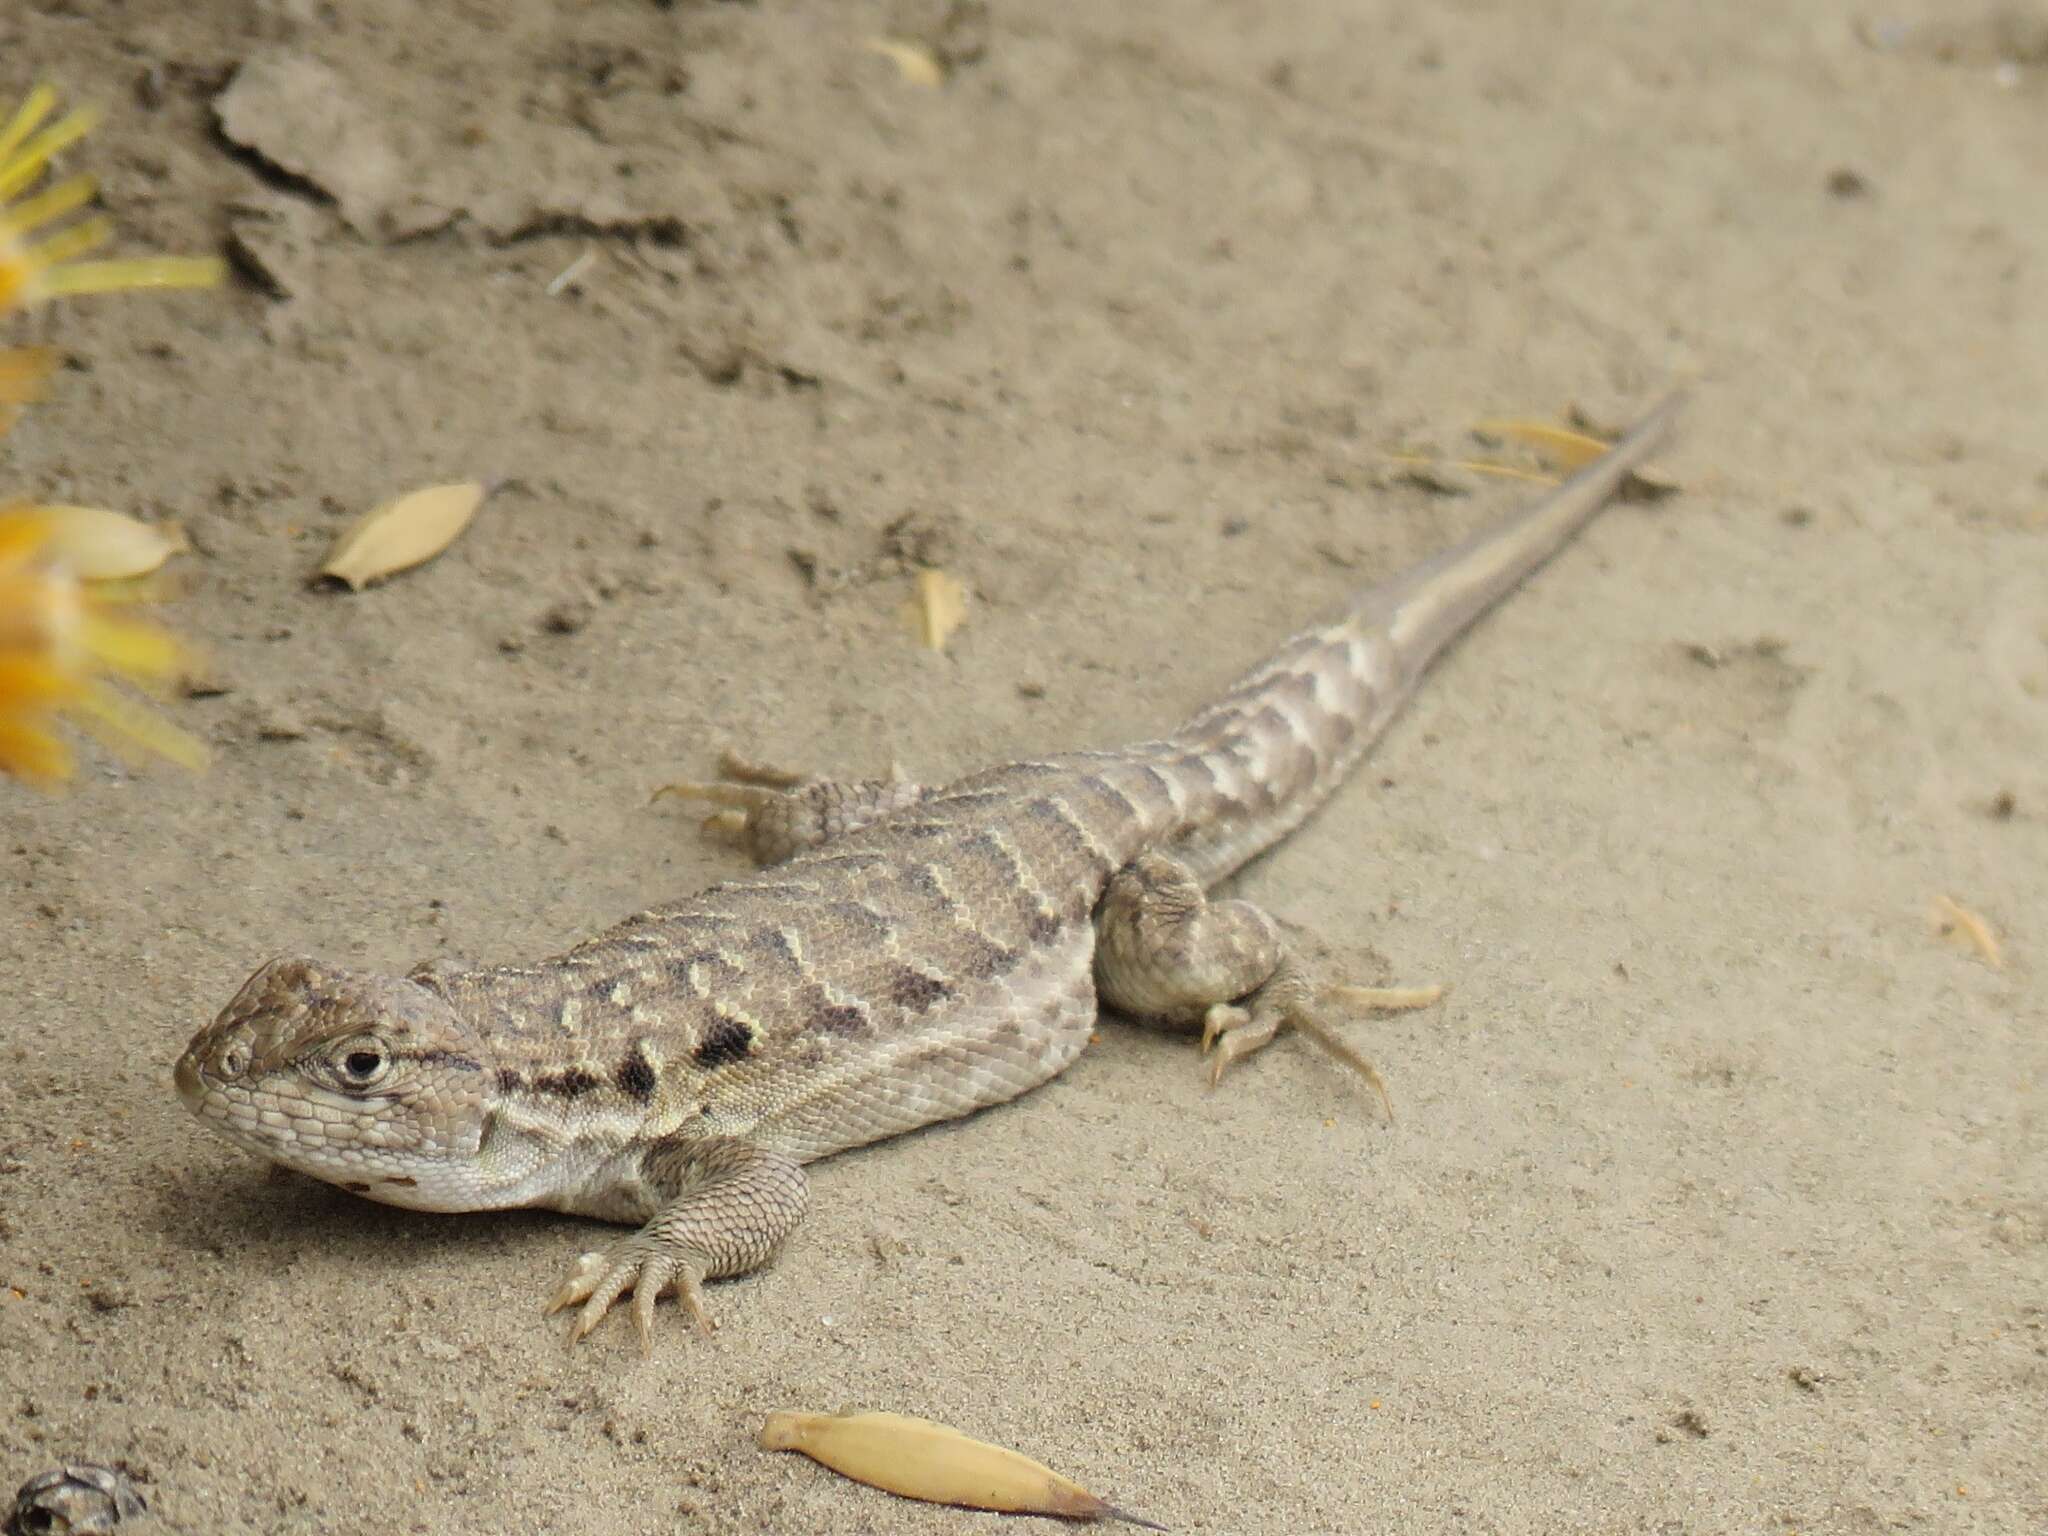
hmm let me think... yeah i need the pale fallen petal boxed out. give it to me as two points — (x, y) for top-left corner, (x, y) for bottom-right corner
(37, 506), (184, 579)
(1472, 417), (1680, 501)
(863, 38), (947, 88)
(759, 1410), (1163, 1529)
(320, 481), (487, 590)
(1474, 418), (1612, 471)
(1931, 894), (2003, 968)
(902, 568), (967, 651)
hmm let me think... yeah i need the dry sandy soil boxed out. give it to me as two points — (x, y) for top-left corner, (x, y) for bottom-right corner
(3, 2), (2045, 1533)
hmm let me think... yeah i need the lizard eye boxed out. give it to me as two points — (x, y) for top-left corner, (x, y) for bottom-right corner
(335, 1042), (391, 1089)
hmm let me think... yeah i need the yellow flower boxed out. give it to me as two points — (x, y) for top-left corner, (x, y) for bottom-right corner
(1, 85), (221, 784)
(0, 506), (205, 784)
(1, 85), (223, 311)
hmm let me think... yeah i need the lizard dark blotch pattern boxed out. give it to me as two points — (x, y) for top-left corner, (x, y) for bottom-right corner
(887, 966), (955, 1012)
(536, 1068), (599, 1099)
(171, 397), (1683, 1347)
(615, 1047), (658, 1103)
(693, 1015), (754, 1067)
(808, 1003), (869, 1036)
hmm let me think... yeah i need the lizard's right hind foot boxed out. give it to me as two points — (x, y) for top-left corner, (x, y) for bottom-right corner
(1203, 970), (1441, 1115)
(1096, 850), (1440, 1115)
(655, 749), (928, 864)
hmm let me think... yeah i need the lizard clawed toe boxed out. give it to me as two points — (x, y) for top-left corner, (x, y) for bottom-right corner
(1201, 1001), (1282, 1086)
(1324, 982), (1445, 1013)
(546, 1243), (714, 1354)
(544, 1250), (610, 1316)
(1201, 971), (1424, 1117)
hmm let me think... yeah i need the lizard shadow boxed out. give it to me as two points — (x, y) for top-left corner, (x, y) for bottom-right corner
(149, 1155), (569, 1273)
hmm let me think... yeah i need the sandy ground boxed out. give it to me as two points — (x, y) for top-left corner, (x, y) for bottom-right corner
(3, 2), (2045, 1532)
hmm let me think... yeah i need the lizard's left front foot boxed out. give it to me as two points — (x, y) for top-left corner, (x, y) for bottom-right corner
(547, 1237), (716, 1351)
(655, 749), (928, 864)
(540, 1136), (809, 1354)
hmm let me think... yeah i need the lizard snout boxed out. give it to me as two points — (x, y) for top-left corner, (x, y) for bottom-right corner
(172, 1026), (251, 1107)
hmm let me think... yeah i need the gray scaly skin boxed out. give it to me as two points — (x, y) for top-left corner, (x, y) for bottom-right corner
(175, 395), (1684, 1350)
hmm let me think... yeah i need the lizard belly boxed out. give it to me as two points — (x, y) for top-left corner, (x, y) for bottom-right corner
(758, 922), (1099, 1163)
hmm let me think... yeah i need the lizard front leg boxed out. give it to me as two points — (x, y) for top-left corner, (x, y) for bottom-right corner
(656, 749), (929, 864)
(543, 1135), (808, 1353)
(1094, 851), (1437, 1112)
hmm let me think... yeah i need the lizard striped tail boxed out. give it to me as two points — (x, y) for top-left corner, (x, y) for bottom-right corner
(1152, 393), (1685, 886)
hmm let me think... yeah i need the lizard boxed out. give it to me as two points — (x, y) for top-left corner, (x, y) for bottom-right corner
(173, 393), (1683, 1352)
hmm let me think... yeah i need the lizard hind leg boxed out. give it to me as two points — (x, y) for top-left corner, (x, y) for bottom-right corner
(654, 749), (929, 865)
(1094, 850), (1436, 1113)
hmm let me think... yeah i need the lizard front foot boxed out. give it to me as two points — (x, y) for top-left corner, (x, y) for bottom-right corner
(654, 749), (928, 864)
(545, 1240), (715, 1355)
(540, 1136), (809, 1353)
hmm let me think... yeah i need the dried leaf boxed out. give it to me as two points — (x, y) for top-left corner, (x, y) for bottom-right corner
(320, 481), (487, 590)
(903, 568), (967, 651)
(1931, 894), (2003, 968)
(759, 1410), (1163, 1529)
(1474, 416), (1681, 501)
(863, 38), (948, 88)
(1475, 419), (1611, 471)
(37, 505), (185, 579)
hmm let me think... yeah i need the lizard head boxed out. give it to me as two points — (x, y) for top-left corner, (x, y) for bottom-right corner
(174, 956), (508, 1211)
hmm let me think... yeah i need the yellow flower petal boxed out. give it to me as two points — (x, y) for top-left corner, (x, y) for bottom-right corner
(0, 87), (223, 312)
(0, 652), (74, 706)
(0, 507), (206, 784)
(0, 85), (58, 170)
(0, 504), (57, 560)
(0, 105), (98, 202)
(67, 677), (208, 771)
(0, 173), (96, 241)
(38, 505), (183, 580)
(33, 255), (225, 299)
(19, 213), (111, 270)
(78, 609), (186, 680)
(0, 715), (73, 785)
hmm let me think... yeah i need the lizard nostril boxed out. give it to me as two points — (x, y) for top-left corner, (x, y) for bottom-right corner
(219, 1044), (250, 1079)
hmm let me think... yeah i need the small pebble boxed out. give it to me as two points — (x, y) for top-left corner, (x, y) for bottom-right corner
(7, 1465), (148, 1535)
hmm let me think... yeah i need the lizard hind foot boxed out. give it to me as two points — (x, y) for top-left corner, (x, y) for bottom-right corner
(1096, 851), (1420, 1115)
(1205, 974), (1445, 1116)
